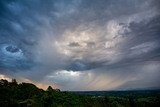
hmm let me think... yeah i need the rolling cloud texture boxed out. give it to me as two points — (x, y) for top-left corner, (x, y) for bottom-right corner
(0, 0), (160, 90)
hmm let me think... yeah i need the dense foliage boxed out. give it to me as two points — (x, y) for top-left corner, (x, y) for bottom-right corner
(0, 79), (160, 107)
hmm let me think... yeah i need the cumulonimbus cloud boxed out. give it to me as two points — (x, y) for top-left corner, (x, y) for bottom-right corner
(0, 0), (160, 90)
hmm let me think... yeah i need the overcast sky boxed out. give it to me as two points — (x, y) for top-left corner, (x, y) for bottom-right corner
(0, 0), (160, 91)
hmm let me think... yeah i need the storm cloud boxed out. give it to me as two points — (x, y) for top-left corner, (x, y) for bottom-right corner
(0, 0), (160, 91)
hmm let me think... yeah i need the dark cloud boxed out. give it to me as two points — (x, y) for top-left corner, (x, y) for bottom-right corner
(68, 42), (80, 47)
(0, 0), (160, 90)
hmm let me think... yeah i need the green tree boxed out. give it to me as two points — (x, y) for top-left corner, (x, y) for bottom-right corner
(47, 86), (53, 92)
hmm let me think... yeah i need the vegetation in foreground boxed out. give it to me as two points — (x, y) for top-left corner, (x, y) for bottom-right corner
(0, 79), (160, 107)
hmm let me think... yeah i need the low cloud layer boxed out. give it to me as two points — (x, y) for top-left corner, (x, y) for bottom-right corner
(0, 0), (160, 90)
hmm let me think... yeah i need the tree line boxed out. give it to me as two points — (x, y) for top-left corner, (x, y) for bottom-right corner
(0, 79), (160, 107)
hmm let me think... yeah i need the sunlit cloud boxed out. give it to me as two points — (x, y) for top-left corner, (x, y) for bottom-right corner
(0, 0), (160, 90)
